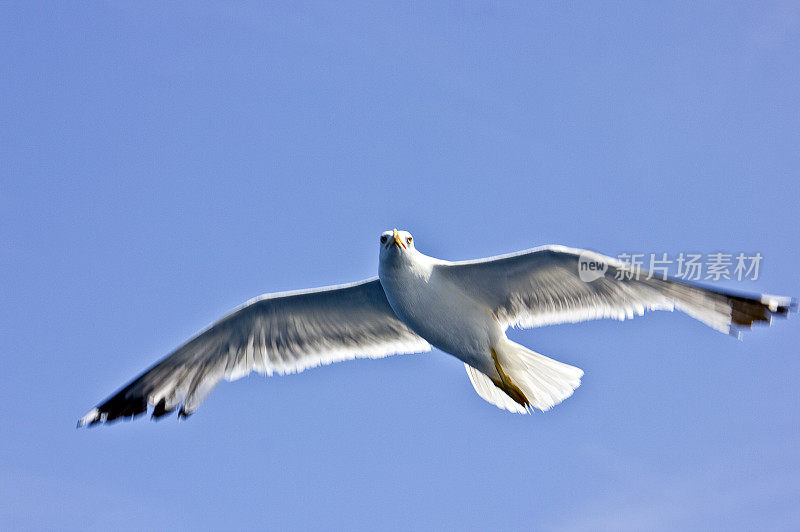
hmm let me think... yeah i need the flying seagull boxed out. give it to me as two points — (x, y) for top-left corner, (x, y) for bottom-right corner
(79, 229), (795, 426)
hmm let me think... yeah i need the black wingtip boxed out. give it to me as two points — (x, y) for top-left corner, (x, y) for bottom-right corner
(151, 398), (177, 421)
(80, 398), (190, 427)
(728, 294), (795, 336)
(77, 386), (149, 428)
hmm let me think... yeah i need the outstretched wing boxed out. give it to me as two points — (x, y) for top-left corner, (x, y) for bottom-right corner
(79, 278), (430, 426)
(439, 245), (794, 335)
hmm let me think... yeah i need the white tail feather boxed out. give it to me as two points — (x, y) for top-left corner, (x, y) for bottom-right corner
(465, 364), (529, 414)
(466, 341), (584, 413)
(500, 341), (583, 411)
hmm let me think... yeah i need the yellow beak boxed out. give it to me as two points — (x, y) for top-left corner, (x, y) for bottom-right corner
(392, 228), (406, 249)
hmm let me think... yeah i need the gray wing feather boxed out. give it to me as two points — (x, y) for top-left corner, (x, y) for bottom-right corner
(79, 278), (429, 426)
(439, 245), (794, 335)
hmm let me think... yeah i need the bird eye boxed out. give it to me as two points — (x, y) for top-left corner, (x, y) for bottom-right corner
(406, 237), (413, 244)
(380, 235), (388, 244)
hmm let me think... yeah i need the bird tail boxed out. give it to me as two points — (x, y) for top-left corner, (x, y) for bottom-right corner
(465, 340), (583, 414)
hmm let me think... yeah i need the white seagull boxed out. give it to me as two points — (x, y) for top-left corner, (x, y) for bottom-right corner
(79, 229), (795, 426)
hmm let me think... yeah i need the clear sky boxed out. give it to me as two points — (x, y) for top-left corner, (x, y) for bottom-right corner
(2, 2), (799, 530)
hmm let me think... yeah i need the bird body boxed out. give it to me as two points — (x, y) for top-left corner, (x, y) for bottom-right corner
(78, 229), (795, 426)
(379, 229), (584, 411)
(379, 243), (500, 376)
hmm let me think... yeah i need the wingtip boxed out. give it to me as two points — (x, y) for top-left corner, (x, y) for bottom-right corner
(77, 408), (101, 428)
(79, 399), (196, 427)
(760, 294), (796, 314)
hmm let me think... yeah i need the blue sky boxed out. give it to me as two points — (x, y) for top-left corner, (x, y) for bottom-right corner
(2, 2), (799, 530)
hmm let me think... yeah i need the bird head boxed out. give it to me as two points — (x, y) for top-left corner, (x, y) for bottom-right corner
(379, 228), (415, 260)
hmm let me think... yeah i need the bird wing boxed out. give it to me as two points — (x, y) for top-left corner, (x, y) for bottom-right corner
(438, 245), (794, 335)
(78, 278), (430, 426)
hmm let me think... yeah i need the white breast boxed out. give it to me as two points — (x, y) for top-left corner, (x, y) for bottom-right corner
(379, 251), (501, 371)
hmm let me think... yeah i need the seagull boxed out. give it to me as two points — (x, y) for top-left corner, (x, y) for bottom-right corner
(79, 229), (795, 426)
